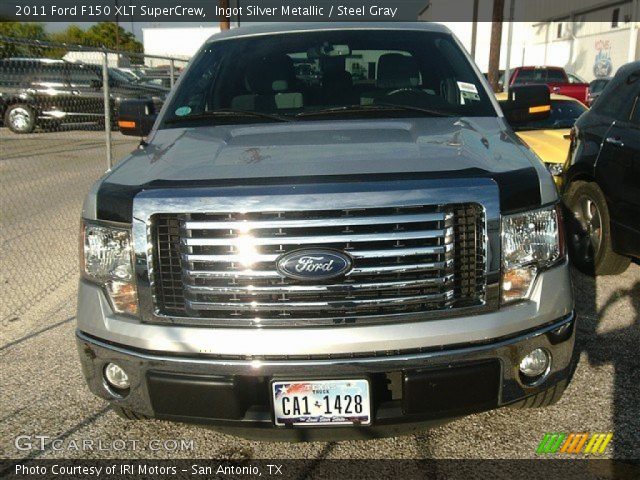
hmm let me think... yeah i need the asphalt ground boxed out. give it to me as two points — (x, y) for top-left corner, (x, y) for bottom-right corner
(1, 128), (639, 465)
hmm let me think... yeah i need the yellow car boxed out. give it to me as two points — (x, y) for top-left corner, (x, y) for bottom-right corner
(497, 93), (588, 188)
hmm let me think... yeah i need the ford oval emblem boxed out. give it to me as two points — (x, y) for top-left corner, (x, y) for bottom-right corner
(276, 249), (352, 281)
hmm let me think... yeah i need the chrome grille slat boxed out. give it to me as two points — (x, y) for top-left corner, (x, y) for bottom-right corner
(182, 245), (452, 263)
(150, 204), (486, 325)
(183, 275), (454, 295)
(183, 212), (448, 230)
(186, 292), (453, 312)
(183, 261), (452, 279)
(182, 228), (453, 246)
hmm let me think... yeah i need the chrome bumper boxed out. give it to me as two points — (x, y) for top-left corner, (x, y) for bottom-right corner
(76, 311), (575, 437)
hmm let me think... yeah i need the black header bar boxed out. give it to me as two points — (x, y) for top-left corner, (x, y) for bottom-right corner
(0, 0), (634, 23)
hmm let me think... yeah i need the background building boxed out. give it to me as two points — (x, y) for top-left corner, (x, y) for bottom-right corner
(521, 0), (639, 80)
(142, 26), (219, 66)
(62, 51), (130, 68)
(426, 0), (639, 81)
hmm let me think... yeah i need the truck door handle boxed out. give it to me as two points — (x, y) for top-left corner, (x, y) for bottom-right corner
(605, 137), (624, 148)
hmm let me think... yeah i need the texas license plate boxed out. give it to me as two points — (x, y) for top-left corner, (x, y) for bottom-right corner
(272, 379), (371, 426)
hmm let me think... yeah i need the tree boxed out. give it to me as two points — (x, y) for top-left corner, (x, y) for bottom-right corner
(0, 21), (143, 60)
(50, 25), (86, 45)
(83, 22), (142, 52)
(0, 22), (48, 57)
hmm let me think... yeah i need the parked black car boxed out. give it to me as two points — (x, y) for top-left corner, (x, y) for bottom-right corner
(586, 77), (612, 107)
(564, 61), (640, 275)
(0, 58), (168, 133)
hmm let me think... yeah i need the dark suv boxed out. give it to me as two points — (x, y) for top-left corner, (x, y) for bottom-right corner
(0, 58), (168, 133)
(564, 60), (640, 275)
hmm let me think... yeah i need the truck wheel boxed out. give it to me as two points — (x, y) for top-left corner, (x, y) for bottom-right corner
(111, 406), (150, 420)
(563, 181), (630, 275)
(5, 104), (36, 134)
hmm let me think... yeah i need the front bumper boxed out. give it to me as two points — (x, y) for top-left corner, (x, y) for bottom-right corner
(76, 311), (576, 440)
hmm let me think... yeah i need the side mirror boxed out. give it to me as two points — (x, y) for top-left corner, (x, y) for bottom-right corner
(117, 99), (156, 137)
(499, 84), (551, 127)
(90, 79), (103, 89)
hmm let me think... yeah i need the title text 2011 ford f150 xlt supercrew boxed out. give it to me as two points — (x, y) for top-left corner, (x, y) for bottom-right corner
(77, 23), (575, 440)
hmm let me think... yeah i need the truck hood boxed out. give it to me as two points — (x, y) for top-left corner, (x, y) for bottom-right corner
(97, 117), (553, 222)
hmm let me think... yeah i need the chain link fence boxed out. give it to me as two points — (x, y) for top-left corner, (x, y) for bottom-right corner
(0, 36), (188, 325)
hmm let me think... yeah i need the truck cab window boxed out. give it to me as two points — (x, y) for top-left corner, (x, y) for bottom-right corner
(162, 30), (494, 128)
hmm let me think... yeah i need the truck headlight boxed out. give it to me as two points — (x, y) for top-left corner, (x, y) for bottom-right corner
(81, 222), (138, 315)
(501, 205), (565, 303)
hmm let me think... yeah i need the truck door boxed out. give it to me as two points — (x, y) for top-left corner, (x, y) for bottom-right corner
(30, 63), (73, 117)
(66, 65), (106, 119)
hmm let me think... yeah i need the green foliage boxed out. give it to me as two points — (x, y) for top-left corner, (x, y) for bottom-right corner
(1, 21), (143, 59)
(50, 25), (86, 45)
(84, 23), (142, 52)
(0, 21), (47, 39)
(0, 22), (48, 57)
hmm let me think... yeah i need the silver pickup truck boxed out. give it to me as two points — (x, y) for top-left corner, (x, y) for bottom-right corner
(77, 23), (575, 440)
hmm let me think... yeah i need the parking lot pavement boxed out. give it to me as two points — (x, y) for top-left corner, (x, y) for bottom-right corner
(1, 128), (639, 463)
(0, 128), (136, 335)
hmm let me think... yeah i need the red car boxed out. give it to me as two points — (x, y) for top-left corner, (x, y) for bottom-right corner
(504, 66), (590, 105)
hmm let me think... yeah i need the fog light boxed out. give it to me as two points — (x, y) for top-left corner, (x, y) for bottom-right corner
(519, 348), (550, 378)
(104, 363), (130, 390)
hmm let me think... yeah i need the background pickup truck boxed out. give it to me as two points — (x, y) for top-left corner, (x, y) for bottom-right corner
(504, 66), (590, 105)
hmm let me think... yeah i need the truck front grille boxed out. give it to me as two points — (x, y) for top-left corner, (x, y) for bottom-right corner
(151, 204), (485, 326)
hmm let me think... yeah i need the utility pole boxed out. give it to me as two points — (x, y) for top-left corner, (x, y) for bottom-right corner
(470, 0), (479, 60)
(628, 0), (639, 62)
(219, 0), (230, 30)
(114, 0), (120, 67)
(504, 0), (515, 94)
(488, 0), (505, 92)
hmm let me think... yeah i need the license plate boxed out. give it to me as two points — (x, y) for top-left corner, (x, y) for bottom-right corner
(272, 379), (371, 426)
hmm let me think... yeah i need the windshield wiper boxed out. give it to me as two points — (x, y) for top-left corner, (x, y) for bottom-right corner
(295, 104), (453, 119)
(165, 109), (292, 124)
(372, 102), (455, 117)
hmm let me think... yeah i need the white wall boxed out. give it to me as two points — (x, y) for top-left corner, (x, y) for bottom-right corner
(440, 22), (528, 73)
(522, 26), (637, 80)
(441, 20), (639, 82)
(142, 26), (219, 66)
(63, 51), (127, 68)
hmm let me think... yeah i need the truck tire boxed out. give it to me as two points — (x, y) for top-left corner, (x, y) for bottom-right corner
(111, 406), (150, 420)
(563, 181), (630, 275)
(5, 104), (36, 134)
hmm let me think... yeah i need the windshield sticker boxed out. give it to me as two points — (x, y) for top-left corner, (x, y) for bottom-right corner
(457, 81), (478, 94)
(175, 106), (191, 116)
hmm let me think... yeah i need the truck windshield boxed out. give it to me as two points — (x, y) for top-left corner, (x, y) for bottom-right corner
(161, 29), (495, 128)
(513, 69), (567, 84)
